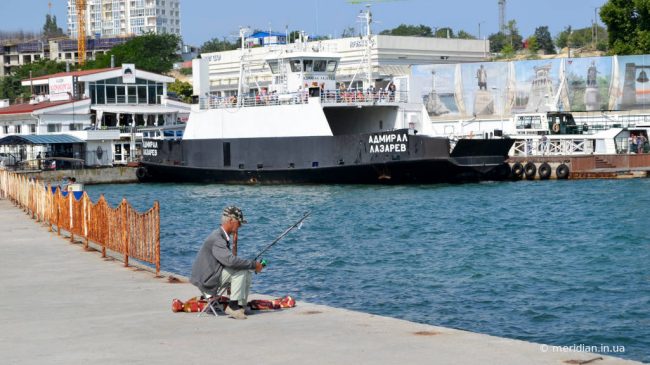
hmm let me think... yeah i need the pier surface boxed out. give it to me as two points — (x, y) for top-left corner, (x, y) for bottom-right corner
(0, 198), (641, 365)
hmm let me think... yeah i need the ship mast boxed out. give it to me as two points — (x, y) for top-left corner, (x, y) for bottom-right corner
(360, 5), (374, 90)
(237, 27), (251, 107)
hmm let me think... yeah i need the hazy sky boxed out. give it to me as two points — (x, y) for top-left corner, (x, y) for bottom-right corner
(0, 0), (607, 45)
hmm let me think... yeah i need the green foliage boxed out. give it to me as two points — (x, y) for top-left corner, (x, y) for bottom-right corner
(0, 60), (67, 102)
(84, 33), (181, 74)
(489, 32), (507, 53)
(506, 20), (524, 50)
(555, 25), (606, 50)
(42, 14), (65, 39)
(527, 36), (540, 54)
(200, 37), (238, 53)
(500, 43), (515, 58)
(456, 30), (477, 40)
(180, 68), (192, 76)
(601, 0), (650, 54)
(533, 26), (555, 54)
(380, 24), (434, 37)
(0, 75), (25, 102)
(434, 27), (454, 38)
(167, 79), (193, 103)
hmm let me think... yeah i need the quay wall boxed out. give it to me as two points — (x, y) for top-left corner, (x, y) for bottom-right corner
(27, 166), (137, 185)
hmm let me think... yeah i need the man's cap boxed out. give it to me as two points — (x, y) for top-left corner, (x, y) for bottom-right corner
(222, 206), (247, 224)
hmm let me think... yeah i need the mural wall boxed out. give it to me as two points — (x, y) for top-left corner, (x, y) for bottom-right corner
(411, 55), (650, 119)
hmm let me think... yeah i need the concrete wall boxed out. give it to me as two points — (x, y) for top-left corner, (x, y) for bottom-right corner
(29, 166), (137, 185)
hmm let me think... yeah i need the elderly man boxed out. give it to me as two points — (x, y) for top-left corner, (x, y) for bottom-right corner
(190, 206), (263, 319)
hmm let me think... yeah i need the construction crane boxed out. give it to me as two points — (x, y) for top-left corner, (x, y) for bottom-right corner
(76, 0), (87, 66)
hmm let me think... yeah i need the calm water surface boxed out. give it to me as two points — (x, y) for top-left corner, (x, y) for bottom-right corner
(85, 179), (650, 362)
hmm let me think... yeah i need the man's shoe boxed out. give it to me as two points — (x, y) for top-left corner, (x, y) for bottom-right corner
(225, 306), (247, 320)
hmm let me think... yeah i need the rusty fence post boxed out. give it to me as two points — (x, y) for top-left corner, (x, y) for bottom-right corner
(121, 198), (129, 268)
(154, 201), (161, 277)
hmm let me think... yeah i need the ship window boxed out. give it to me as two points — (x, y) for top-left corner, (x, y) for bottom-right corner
(238, 163), (244, 169)
(312, 161), (319, 167)
(290, 60), (301, 72)
(313, 60), (327, 72)
(257, 163), (263, 169)
(268, 60), (279, 74)
(289, 162), (295, 168)
(303, 60), (313, 72)
(326, 60), (337, 72)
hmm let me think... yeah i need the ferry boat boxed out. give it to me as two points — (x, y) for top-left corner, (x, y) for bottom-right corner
(137, 16), (514, 184)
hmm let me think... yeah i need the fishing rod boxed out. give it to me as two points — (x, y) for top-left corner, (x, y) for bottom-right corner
(255, 211), (311, 262)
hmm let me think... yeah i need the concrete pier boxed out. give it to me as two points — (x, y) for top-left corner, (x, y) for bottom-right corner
(0, 198), (642, 365)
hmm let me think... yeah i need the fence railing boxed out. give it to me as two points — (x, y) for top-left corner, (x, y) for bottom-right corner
(0, 170), (160, 276)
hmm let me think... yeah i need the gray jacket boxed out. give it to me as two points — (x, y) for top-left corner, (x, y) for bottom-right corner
(190, 228), (256, 295)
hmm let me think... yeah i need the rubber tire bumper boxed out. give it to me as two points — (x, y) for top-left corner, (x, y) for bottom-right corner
(556, 163), (570, 180)
(524, 162), (537, 180)
(511, 162), (524, 179)
(538, 162), (552, 180)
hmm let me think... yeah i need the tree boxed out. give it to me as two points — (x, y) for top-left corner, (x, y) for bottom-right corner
(600, 0), (650, 54)
(533, 26), (555, 54)
(488, 32), (507, 53)
(42, 14), (65, 39)
(434, 27), (454, 38)
(0, 60), (67, 102)
(506, 20), (524, 50)
(456, 30), (477, 40)
(167, 80), (193, 103)
(380, 24), (434, 37)
(200, 37), (238, 53)
(526, 36), (540, 54)
(85, 33), (181, 74)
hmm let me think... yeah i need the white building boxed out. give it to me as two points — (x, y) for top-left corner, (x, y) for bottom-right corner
(0, 65), (189, 168)
(67, 0), (181, 39)
(193, 35), (490, 98)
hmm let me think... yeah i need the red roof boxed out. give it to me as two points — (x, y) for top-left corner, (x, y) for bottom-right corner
(25, 67), (120, 82)
(0, 100), (76, 115)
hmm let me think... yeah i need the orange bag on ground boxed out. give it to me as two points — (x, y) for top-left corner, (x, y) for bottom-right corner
(172, 295), (296, 313)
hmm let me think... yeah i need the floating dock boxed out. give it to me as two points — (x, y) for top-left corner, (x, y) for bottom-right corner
(509, 154), (650, 180)
(0, 198), (642, 365)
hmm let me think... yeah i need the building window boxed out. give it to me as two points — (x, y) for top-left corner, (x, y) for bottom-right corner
(47, 124), (62, 133)
(15, 125), (21, 134)
(2, 126), (8, 134)
(30, 125), (36, 134)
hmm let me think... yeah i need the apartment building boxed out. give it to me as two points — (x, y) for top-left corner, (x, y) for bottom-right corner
(67, 0), (181, 39)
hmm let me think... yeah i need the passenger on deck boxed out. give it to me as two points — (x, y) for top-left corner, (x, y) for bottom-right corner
(190, 206), (264, 320)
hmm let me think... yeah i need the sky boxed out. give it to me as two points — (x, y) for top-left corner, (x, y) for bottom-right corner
(0, 0), (607, 46)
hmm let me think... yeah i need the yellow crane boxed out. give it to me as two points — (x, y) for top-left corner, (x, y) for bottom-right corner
(76, 0), (87, 66)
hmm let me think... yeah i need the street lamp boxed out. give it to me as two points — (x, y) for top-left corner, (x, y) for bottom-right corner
(593, 7), (601, 49)
(478, 21), (485, 39)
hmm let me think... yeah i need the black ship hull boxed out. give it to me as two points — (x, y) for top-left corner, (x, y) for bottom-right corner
(138, 130), (514, 184)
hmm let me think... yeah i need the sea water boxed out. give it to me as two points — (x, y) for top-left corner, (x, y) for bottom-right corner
(85, 179), (650, 362)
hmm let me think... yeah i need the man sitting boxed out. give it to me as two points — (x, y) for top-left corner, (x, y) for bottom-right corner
(190, 206), (263, 319)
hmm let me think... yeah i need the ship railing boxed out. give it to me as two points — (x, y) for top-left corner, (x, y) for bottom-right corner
(321, 90), (409, 105)
(511, 137), (594, 156)
(199, 90), (409, 110)
(0, 170), (161, 276)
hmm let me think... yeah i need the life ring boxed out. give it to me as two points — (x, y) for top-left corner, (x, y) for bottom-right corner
(135, 166), (148, 181)
(552, 123), (561, 134)
(538, 162), (552, 180)
(556, 163), (570, 179)
(524, 162), (537, 180)
(511, 162), (524, 179)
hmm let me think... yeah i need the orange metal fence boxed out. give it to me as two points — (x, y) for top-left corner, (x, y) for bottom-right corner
(0, 170), (160, 275)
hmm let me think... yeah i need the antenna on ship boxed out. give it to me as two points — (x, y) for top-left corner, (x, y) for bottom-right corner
(237, 26), (252, 107)
(359, 5), (374, 90)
